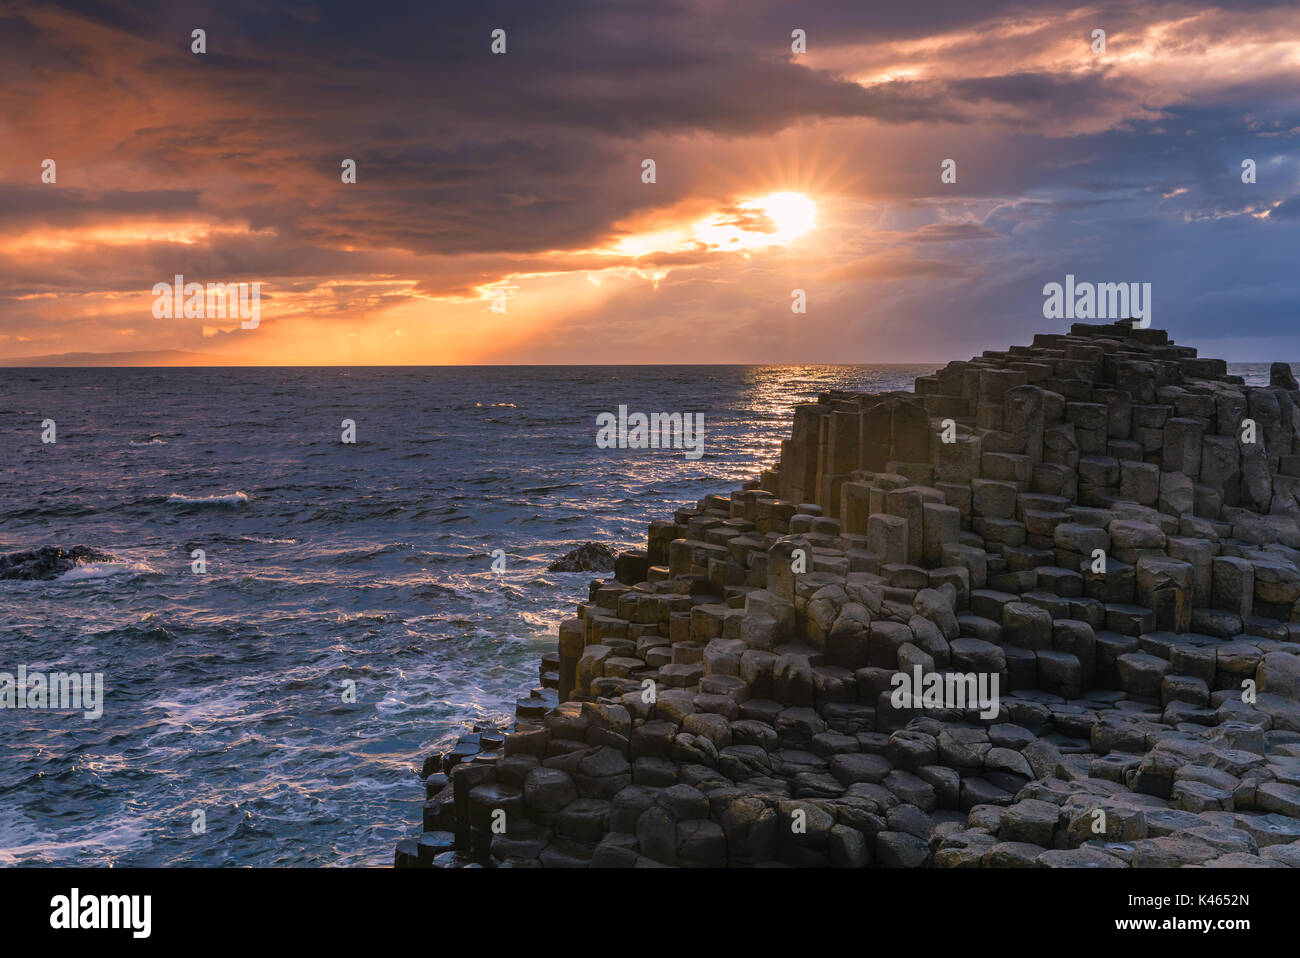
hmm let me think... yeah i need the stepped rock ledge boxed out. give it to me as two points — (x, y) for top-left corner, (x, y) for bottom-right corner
(400, 321), (1300, 869)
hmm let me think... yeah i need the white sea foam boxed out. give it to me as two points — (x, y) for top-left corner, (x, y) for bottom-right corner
(146, 685), (250, 730)
(57, 559), (153, 582)
(167, 492), (249, 506)
(0, 816), (150, 866)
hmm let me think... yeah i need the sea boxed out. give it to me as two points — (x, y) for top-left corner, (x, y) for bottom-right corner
(0, 363), (954, 867)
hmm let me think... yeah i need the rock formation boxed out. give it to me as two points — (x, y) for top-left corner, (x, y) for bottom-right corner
(400, 321), (1300, 868)
(547, 542), (618, 573)
(0, 546), (116, 581)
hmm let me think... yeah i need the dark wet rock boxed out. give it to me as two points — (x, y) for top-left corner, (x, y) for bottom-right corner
(983, 841), (1046, 867)
(1271, 362), (1299, 390)
(875, 830), (931, 867)
(1130, 835), (1218, 868)
(1037, 847), (1126, 868)
(0, 545), (116, 580)
(548, 542), (617, 572)
(590, 832), (639, 867)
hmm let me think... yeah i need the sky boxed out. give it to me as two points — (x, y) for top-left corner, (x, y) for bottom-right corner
(2, 0), (1299, 365)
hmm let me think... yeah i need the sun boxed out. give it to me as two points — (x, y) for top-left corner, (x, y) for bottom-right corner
(606, 191), (821, 258)
(748, 192), (818, 243)
(686, 191), (820, 251)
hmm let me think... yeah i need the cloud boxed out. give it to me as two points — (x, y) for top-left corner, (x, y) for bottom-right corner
(821, 251), (966, 282)
(2, 0), (1300, 362)
(911, 221), (1004, 242)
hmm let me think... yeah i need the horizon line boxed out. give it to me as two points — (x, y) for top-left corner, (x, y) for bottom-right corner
(0, 361), (949, 369)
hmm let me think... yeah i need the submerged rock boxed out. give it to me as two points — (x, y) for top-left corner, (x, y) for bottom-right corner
(0, 546), (117, 581)
(548, 542), (617, 572)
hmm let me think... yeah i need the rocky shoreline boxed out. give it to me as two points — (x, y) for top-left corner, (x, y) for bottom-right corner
(397, 320), (1300, 868)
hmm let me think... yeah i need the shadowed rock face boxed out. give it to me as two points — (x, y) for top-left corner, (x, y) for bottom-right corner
(1273, 363), (1300, 392)
(401, 322), (1300, 870)
(0, 546), (116, 580)
(548, 542), (617, 572)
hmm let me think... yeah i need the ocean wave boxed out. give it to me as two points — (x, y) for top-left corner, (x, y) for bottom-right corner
(520, 482), (580, 494)
(0, 817), (150, 867)
(167, 492), (249, 506)
(89, 622), (176, 642)
(2, 363), (899, 866)
(56, 559), (155, 582)
(331, 542), (416, 563)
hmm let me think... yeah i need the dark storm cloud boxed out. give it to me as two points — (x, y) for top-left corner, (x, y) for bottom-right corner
(951, 71), (1133, 112)
(31, 0), (955, 135)
(0, 185), (202, 227)
(0, 0), (957, 262)
(3, 0), (1300, 361)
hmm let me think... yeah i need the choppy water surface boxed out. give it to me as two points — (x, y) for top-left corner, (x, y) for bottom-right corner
(1, 364), (943, 866)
